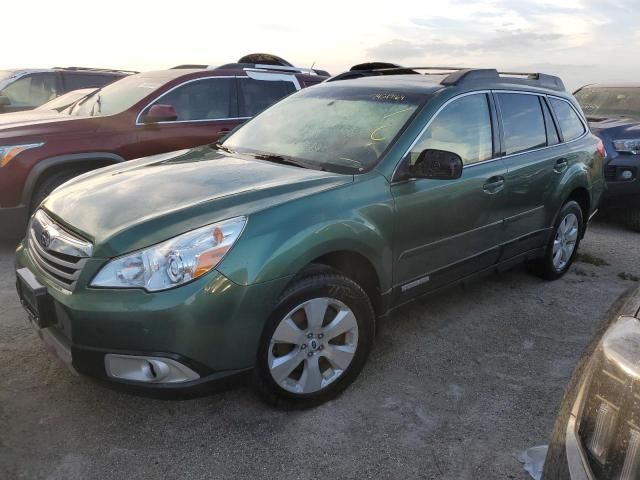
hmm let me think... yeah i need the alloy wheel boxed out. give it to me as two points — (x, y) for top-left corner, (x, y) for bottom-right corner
(552, 212), (579, 271)
(267, 297), (359, 394)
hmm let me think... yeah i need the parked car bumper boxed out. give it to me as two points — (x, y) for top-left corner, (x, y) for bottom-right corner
(14, 241), (291, 395)
(0, 205), (28, 240)
(602, 154), (640, 209)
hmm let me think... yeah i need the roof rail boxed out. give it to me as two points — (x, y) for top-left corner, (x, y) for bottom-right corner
(327, 63), (566, 91)
(215, 62), (329, 77)
(53, 66), (138, 74)
(170, 54), (330, 76)
(440, 69), (565, 91)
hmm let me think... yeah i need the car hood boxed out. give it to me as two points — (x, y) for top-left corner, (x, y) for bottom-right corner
(587, 116), (640, 138)
(0, 110), (93, 140)
(43, 147), (353, 257)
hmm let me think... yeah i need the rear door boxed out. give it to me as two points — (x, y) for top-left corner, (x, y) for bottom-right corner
(133, 76), (241, 156)
(496, 91), (568, 258)
(391, 92), (507, 296)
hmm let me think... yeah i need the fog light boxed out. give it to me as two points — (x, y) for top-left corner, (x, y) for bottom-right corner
(104, 354), (200, 383)
(621, 169), (634, 180)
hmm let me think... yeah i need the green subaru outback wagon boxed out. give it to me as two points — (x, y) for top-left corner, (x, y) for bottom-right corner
(15, 66), (605, 407)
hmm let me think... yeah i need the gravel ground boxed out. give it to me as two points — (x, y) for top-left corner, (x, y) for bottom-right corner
(1, 216), (639, 480)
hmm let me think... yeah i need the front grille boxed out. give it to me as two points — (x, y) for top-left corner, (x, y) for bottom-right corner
(27, 210), (92, 290)
(577, 317), (640, 479)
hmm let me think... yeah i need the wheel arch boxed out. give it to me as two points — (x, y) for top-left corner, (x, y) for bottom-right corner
(567, 187), (591, 225)
(297, 250), (384, 317)
(553, 162), (594, 236)
(22, 152), (125, 206)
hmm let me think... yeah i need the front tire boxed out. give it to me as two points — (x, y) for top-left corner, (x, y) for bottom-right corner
(533, 200), (584, 281)
(252, 268), (375, 409)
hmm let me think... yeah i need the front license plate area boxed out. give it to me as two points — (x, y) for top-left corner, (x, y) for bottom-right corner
(16, 267), (56, 329)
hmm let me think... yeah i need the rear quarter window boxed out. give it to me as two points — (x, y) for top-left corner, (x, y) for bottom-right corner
(549, 98), (585, 142)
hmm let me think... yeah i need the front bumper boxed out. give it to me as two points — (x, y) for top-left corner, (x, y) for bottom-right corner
(15, 242), (291, 393)
(0, 204), (29, 240)
(602, 154), (640, 209)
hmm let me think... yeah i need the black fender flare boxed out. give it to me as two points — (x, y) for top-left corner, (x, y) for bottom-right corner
(22, 152), (126, 206)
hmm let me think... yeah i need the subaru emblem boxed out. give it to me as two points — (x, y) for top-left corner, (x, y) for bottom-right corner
(40, 229), (52, 250)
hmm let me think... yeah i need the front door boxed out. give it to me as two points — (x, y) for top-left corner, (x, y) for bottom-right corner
(132, 76), (243, 158)
(392, 92), (507, 297)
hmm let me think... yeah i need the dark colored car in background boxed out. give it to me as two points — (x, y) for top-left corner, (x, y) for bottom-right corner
(0, 55), (328, 239)
(14, 65), (604, 407)
(542, 286), (640, 480)
(0, 67), (134, 113)
(575, 84), (640, 231)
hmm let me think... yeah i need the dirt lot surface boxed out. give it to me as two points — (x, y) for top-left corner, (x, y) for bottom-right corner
(1, 216), (638, 480)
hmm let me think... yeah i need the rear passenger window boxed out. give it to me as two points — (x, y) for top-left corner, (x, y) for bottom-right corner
(497, 93), (546, 155)
(410, 93), (493, 166)
(239, 78), (296, 117)
(549, 98), (585, 141)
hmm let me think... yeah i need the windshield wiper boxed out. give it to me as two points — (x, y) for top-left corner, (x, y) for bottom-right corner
(247, 152), (311, 169)
(211, 143), (235, 154)
(68, 87), (101, 114)
(90, 94), (102, 116)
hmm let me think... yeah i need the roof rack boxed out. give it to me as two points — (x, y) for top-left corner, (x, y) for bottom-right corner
(327, 64), (566, 91)
(216, 62), (330, 77)
(53, 66), (138, 74)
(170, 54), (329, 76)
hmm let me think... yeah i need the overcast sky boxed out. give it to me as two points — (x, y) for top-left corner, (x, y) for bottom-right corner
(4, 0), (639, 89)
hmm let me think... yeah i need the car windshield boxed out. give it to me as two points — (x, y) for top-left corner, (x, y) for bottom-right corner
(68, 74), (166, 117)
(575, 86), (640, 121)
(223, 84), (427, 174)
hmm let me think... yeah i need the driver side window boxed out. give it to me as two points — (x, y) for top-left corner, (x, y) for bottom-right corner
(409, 93), (493, 166)
(3, 73), (59, 108)
(141, 77), (237, 122)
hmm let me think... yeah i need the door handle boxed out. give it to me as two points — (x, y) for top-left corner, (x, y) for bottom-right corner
(553, 158), (568, 173)
(482, 175), (505, 194)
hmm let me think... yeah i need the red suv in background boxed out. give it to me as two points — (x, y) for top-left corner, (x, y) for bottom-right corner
(0, 55), (328, 238)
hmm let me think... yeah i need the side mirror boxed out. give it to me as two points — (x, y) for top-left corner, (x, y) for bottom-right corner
(142, 104), (177, 123)
(0, 94), (10, 107)
(409, 149), (463, 180)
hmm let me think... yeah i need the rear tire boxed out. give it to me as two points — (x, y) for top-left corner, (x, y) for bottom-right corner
(623, 208), (640, 232)
(252, 268), (375, 409)
(530, 200), (584, 281)
(30, 169), (86, 213)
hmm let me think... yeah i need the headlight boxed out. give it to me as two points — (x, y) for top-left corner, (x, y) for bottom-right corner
(613, 138), (640, 154)
(91, 217), (246, 291)
(0, 142), (44, 167)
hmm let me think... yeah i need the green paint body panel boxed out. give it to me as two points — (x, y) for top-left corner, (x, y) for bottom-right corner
(15, 77), (605, 381)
